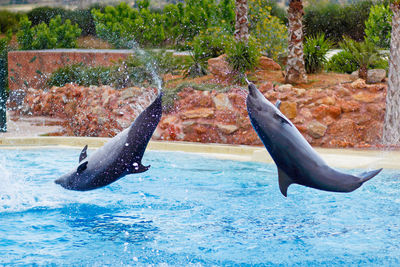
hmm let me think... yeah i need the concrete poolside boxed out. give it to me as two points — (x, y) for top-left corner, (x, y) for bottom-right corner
(0, 136), (399, 170)
(1, 112), (399, 169)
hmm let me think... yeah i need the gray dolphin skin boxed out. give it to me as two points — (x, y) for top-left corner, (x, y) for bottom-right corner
(55, 92), (162, 191)
(246, 82), (382, 197)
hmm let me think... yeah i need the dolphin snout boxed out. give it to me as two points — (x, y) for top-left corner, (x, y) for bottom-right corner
(248, 83), (258, 98)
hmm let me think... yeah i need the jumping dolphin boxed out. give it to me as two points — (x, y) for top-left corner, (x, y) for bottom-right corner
(246, 82), (382, 197)
(55, 91), (162, 191)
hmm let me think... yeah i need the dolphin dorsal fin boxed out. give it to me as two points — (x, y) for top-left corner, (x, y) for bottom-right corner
(278, 168), (294, 197)
(79, 145), (88, 163)
(77, 161), (88, 174)
(275, 100), (281, 110)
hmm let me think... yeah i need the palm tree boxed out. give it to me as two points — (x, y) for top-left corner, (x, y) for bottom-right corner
(234, 0), (249, 42)
(383, 3), (400, 144)
(285, 0), (307, 84)
(339, 36), (381, 82)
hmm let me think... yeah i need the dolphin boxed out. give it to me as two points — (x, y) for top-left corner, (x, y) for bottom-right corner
(246, 82), (382, 197)
(55, 91), (162, 191)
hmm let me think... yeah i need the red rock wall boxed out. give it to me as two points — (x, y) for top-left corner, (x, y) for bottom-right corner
(8, 49), (134, 91)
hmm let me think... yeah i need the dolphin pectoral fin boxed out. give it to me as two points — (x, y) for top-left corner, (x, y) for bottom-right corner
(358, 168), (383, 183)
(278, 168), (294, 197)
(79, 145), (88, 163)
(274, 113), (291, 126)
(77, 161), (88, 174)
(138, 164), (150, 173)
(275, 100), (281, 110)
(131, 163), (150, 173)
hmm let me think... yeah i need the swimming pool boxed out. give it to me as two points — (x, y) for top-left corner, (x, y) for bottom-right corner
(1, 148), (399, 265)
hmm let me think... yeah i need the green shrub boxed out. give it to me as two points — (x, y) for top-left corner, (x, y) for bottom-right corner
(92, 2), (165, 48)
(0, 10), (21, 33)
(17, 15), (82, 50)
(192, 27), (228, 62)
(327, 49), (388, 74)
(47, 50), (188, 89)
(27, 6), (101, 36)
(365, 4), (392, 49)
(304, 0), (375, 43)
(0, 31), (11, 94)
(303, 33), (334, 74)
(249, 0), (287, 61)
(226, 37), (260, 81)
(326, 51), (359, 74)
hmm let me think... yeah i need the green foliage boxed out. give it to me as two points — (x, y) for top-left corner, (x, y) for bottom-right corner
(339, 36), (381, 71)
(92, 2), (165, 48)
(326, 51), (359, 74)
(0, 10), (21, 33)
(192, 27), (229, 63)
(0, 31), (12, 94)
(226, 37), (260, 81)
(27, 6), (101, 36)
(47, 50), (188, 89)
(248, 0), (287, 61)
(304, 0), (376, 43)
(17, 15), (82, 50)
(365, 4), (392, 49)
(303, 33), (334, 74)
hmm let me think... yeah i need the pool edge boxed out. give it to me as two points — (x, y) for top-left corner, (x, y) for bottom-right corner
(0, 136), (399, 169)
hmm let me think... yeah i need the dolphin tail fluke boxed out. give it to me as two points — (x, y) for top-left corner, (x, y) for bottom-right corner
(358, 168), (383, 184)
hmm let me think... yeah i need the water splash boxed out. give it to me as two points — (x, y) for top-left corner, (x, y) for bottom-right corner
(124, 39), (162, 93)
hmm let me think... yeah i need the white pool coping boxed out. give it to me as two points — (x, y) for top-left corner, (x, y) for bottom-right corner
(0, 136), (399, 169)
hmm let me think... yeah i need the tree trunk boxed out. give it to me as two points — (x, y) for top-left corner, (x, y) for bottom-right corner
(234, 0), (249, 43)
(358, 65), (368, 81)
(383, 4), (400, 145)
(285, 0), (307, 84)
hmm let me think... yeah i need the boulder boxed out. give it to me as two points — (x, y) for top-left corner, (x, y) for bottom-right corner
(352, 92), (380, 103)
(351, 69), (386, 84)
(280, 101), (297, 119)
(216, 124), (239, 134)
(207, 54), (232, 79)
(180, 108), (214, 120)
(212, 93), (233, 110)
(257, 56), (282, 71)
(307, 120), (327, 139)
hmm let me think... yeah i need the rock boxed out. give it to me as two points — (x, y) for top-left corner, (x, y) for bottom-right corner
(276, 84), (293, 92)
(350, 78), (367, 89)
(311, 105), (329, 120)
(280, 101), (297, 119)
(257, 56), (282, 71)
(207, 54), (232, 79)
(351, 69), (386, 84)
(293, 88), (306, 97)
(307, 120), (327, 139)
(212, 93), (233, 110)
(327, 105), (341, 118)
(180, 108), (214, 120)
(328, 118), (357, 138)
(317, 96), (336, 106)
(216, 124), (239, 134)
(352, 92), (380, 103)
(339, 100), (361, 113)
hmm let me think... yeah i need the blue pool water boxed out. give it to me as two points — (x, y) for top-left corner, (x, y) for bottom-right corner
(0, 148), (399, 266)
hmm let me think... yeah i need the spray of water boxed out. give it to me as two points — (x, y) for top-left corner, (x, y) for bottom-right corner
(124, 39), (162, 94)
